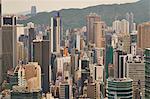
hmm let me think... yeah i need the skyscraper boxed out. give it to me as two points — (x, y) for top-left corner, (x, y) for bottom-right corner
(0, 0), (1, 27)
(144, 48), (150, 98)
(121, 19), (129, 35)
(31, 6), (37, 16)
(130, 30), (137, 56)
(112, 20), (121, 33)
(113, 50), (127, 78)
(1, 15), (17, 80)
(86, 13), (100, 44)
(28, 23), (36, 62)
(33, 40), (50, 93)
(87, 83), (100, 99)
(59, 83), (70, 99)
(137, 22), (150, 49)
(126, 12), (134, 33)
(93, 21), (105, 48)
(51, 12), (61, 53)
(112, 19), (129, 35)
(126, 60), (145, 99)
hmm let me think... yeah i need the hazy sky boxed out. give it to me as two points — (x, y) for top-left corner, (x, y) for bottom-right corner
(2, 0), (139, 14)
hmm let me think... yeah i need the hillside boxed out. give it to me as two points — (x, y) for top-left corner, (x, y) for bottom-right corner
(18, 0), (150, 30)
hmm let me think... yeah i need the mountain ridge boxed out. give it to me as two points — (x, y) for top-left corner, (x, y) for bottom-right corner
(18, 0), (150, 30)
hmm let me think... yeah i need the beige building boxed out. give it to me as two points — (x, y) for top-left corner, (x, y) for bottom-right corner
(117, 34), (131, 53)
(16, 42), (28, 64)
(137, 22), (150, 49)
(13, 62), (41, 92)
(93, 21), (105, 48)
(86, 13), (101, 44)
(87, 83), (100, 99)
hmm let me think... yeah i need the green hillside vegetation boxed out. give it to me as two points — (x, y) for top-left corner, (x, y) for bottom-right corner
(18, 0), (150, 30)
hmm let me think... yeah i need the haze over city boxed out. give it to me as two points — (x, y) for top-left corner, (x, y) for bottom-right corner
(3, 0), (139, 14)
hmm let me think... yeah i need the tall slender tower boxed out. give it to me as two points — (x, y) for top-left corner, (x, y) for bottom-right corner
(51, 12), (61, 53)
(126, 12), (134, 33)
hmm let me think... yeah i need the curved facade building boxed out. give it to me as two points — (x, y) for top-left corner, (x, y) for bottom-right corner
(107, 78), (133, 99)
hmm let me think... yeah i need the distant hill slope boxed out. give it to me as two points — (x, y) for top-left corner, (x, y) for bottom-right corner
(18, 0), (150, 30)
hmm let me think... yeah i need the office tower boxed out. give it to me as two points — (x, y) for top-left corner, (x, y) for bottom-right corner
(93, 21), (105, 48)
(86, 13), (100, 44)
(59, 83), (70, 99)
(28, 24), (36, 62)
(33, 40), (50, 93)
(126, 59), (145, 99)
(126, 12), (134, 33)
(107, 78), (133, 99)
(137, 22), (150, 49)
(31, 6), (37, 16)
(113, 50), (127, 78)
(1, 16), (17, 81)
(144, 48), (150, 98)
(87, 83), (100, 99)
(51, 12), (61, 53)
(121, 19), (129, 35)
(105, 45), (113, 79)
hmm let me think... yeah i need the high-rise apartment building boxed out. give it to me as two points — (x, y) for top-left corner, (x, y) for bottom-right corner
(137, 22), (150, 49)
(121, 19), (129, 35)
(86, 13), (100, 44)
(112, 19), (129, 35)
(87, 83), (100, 99)
(93, 21), (105, 48)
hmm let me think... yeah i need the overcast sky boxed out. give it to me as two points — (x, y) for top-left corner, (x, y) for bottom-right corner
(2, 0), (139, 14)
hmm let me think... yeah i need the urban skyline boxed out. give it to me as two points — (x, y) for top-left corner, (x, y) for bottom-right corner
(0, 0), (150, 99)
